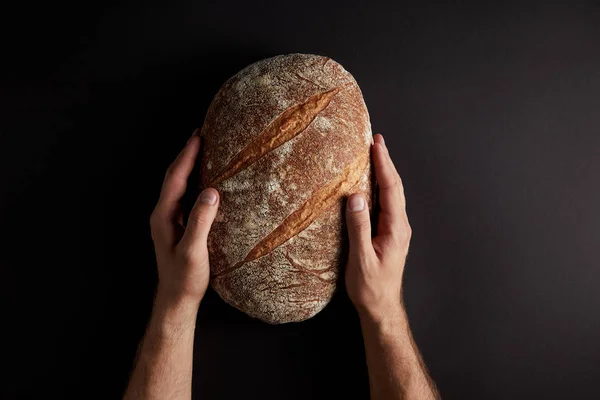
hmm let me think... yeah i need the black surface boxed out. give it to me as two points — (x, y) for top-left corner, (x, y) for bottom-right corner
(2, 1), (600, 399)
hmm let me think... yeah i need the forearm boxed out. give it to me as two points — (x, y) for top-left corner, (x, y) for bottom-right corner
(360, 306), (439, 400)
(124, 291), (199, 400)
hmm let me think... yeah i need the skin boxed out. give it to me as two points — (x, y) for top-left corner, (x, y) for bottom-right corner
(123, 131), (439, 400)
(345, 134), (440, 400)
(123, 130), (219, 400)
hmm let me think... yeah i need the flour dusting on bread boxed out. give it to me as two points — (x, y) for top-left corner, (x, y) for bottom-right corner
(201, 54), (373, 324)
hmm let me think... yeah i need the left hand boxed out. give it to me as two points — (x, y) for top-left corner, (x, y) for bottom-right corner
(149, 129), (220, 305)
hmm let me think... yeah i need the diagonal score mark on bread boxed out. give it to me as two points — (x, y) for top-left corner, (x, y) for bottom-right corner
(284, 252), (337, 284)
(208, 86), (344, 186)
(212, 153), (370, 279)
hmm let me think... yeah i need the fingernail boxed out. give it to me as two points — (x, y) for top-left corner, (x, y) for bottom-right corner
(187, 129), (200, 144)
(380, 135), (385, 145)
(348, 195), (365, 212)
(199, 189), (217, 205)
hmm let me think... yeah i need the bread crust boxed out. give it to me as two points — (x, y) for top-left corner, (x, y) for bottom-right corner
(200, 53), (373, 324)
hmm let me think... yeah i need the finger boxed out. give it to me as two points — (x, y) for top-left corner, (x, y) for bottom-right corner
(345, 193), (376, 261)
(179, 188), (220, 251)
(383, 143), (406, 214)
(156, 131), (201, 219)
(372, 137), (406, 237)
(381, 136), (406, 209)
(374, 133), (402, 201)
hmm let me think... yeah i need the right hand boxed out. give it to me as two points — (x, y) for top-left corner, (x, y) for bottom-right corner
(345, 133), (412, 325)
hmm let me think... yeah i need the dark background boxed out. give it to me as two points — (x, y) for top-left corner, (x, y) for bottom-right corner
(2, 1), (599, 399)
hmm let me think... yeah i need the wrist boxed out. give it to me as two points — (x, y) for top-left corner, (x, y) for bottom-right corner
(358, 303), (407, 333)
(156, 282), (204, 308)
(152, 289), (200, 333)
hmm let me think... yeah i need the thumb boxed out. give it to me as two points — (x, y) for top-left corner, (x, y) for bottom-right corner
(181, 188), (220, 248)
(345, 193), (375, 259)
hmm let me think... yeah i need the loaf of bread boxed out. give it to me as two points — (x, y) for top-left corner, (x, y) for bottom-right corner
(199, 53), (373, 324)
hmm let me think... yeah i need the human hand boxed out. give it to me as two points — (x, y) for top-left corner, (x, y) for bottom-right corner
(345, 133), (412, 325)
(149, 130), (220, 305)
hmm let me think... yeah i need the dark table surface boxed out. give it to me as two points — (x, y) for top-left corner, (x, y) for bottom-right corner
(2, 1), (599, 399)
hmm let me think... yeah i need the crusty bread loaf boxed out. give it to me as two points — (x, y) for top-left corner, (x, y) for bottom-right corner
(200, 53), (373, 324)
